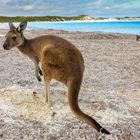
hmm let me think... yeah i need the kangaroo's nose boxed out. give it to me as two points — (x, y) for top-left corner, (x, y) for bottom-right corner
(3, 43), (9, 50)
(3, 44), (7, 49)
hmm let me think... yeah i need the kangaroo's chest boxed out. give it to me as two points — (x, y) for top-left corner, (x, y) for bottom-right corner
(18, 46), (37, 60)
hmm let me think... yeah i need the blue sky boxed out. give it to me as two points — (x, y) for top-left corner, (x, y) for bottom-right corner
(1, 0), (140, 17)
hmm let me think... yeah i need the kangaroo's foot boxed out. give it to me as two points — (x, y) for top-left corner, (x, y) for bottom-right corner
(45, 99), (52, 107)
(39, 69), (43, 76)
(100, 127), (110, 135)
(36, 75), (41, 82)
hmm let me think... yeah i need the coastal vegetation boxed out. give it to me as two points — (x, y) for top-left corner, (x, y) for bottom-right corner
(0, 15), (89, 22)
(0, 15), (140, 22)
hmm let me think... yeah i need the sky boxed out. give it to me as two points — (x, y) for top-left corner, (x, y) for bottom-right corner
(0, 0), (140, 17)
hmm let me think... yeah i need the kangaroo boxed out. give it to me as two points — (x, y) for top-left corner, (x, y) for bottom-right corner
(3, 22), (110, 135)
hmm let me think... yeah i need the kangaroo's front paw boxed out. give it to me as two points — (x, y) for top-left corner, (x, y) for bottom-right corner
(37, 75), (41, 82)
(39, 69), (43, 76)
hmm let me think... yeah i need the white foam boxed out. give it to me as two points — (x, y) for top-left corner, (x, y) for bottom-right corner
(0, 22), (20, 29)
(0, 23), (9, 29)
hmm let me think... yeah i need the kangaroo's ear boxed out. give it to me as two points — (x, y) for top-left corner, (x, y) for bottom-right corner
(17, 22), (27, 32)
(9, 22), (16, 29)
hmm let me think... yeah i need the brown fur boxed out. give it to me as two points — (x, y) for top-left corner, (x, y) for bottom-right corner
(3, 22), (110, 134)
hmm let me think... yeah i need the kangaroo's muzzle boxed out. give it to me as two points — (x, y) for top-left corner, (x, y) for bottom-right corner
(3, 43), (10, 50)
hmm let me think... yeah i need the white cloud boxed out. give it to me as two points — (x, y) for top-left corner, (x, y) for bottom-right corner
(0, 0), (139, 17)
(109, 1), (140, 9)
(23, 5), (34, 11)
(0, 0), (11, 7)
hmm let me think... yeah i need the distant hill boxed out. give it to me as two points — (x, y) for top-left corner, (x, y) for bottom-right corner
(0, 15), (94, 22)
(0, 15), (139, 22)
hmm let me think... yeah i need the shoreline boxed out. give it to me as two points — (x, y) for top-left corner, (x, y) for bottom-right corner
(0, 19), (140, 23)
(0, 28), (138, 36)
(26, 20), (140, 24)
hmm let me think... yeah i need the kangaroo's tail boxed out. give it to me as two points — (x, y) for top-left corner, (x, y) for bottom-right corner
(67, 77), (110, 135)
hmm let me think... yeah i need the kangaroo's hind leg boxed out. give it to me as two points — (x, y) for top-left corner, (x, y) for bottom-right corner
(41, 63), (52, 105)
(44, 76), (51, 105)
(41, 60), (52, 104)
(41, 47), (54, 105)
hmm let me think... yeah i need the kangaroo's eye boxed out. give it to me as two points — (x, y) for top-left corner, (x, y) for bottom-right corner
(12, 36), (16, 40)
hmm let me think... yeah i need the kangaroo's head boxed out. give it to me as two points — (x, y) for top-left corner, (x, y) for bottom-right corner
(3, 22), (27, 50)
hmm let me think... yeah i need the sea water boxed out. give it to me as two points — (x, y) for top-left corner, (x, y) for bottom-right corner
(1, 21), (140, 35)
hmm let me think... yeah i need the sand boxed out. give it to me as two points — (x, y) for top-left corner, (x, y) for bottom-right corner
(0, 29), (140, 140)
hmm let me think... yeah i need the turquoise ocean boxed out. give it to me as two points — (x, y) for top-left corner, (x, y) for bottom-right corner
(28, 21), (140, 35)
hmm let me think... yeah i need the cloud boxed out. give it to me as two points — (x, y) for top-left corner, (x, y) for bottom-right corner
(23, 5), (34, 11)
(0, 0), (139, 17)
(110, 0), (140, 9)
(86, 0), (104, 9)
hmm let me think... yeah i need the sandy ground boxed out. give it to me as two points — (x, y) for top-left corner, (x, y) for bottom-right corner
(0, 29), (140, 140)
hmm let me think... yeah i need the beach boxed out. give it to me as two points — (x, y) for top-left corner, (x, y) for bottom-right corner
(0, 29), (140, 139)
